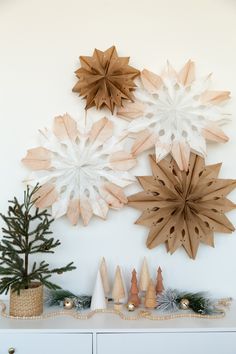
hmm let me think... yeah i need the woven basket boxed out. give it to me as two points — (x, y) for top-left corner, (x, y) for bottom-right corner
(10, 282), (43, 317)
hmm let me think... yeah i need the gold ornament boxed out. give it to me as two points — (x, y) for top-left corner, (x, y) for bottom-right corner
(179, 298), (190, 310)
(127, 302), (136, 312)
(63, 298), (74, 310)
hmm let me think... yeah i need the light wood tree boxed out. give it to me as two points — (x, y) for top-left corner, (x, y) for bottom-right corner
(145, 279), (157, 309)
(112, 266), (125, 308)
(120, 267), (128, 304)
(156, 266), (164, 295)
(139, 257), (150, 293)
(100, 257), (110, 296)
(90, 270), (107, 311)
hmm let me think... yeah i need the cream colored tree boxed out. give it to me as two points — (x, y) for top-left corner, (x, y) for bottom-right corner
(22, 114), (136, 225)
(139, 257), (150, 295)
(118, 61), (230, 171)
(112, 266), (125, 310)
(119, 267), (128, 304)
(99, 257), (110, 297)
(90, 270), (107, 311)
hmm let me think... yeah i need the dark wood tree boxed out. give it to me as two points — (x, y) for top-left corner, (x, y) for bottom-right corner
(156, 267), (164, 295)
(128, 269), (141, 307)
(0, 185), (76, 294)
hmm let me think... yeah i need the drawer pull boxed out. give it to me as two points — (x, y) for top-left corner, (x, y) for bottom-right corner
(8, 348), (15, 354)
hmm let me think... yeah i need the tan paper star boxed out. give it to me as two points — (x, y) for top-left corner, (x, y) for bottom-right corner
(128, 153), (236, 259)
(72, 46), (140, 113)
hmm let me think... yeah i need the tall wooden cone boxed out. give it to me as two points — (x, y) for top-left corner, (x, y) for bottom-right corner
(139, 257), (150, 293)
(145, 279), (157, 309)
(100, 257), (110, 296)
(156, 266), (164, 295)
(90, 270), (107, 311)
(120, 267), (128, 304)
(112, 266), (125, 304)
(128, 269), (141, 307)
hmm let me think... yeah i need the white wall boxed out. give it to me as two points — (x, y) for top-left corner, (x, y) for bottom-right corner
(0, 0), (236, 298)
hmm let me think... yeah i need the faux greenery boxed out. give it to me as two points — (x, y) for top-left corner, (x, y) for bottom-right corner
(0, 185), (76, 294)
(157, 289), (223, 315)
(45, 289), (91, 310)
(176, 291), (218, 315)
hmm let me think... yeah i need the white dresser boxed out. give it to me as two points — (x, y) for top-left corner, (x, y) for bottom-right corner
(0, 303), (236, 354)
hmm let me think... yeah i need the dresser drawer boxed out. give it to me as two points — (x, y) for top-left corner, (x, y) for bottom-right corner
(97, 332), (236, 354)
(0, 333), (92, 354)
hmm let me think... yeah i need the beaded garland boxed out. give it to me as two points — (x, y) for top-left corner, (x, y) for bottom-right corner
(0, 299), (231, 321)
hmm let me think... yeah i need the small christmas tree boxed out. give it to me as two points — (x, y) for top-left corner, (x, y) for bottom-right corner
(128, 269), (140, 307)
(145, 280), (157, 309)
(0, 185), (76, 294)
(156, 267), (164, 295)
(120, 267), (128, 304)
(112, 266), (125, 304)
(100, 257), (110, 296)
(139, 257), (150, 293)
(91, 270), (107, 311)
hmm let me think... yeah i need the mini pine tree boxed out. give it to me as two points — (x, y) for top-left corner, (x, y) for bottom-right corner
(0, 185), (76, 294)
(145, 280), (157, 309)
(128, 269), (141, 307)
(156, 267), (164, 295)
(112, 266), (125, 304)
(139, 257), (150, 293)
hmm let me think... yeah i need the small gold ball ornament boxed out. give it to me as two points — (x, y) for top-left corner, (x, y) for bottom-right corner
(127, 302), (135, 312)
(179, 298), (190, 310)
(63, 298), (74, 310)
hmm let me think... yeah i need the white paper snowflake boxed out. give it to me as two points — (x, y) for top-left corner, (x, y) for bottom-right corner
(118, 60), (230, 170)
(22, 114), (136, 225)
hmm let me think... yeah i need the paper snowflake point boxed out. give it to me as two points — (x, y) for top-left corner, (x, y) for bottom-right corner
(118, 60), (230, 171)
(128, 153), (236, 259)
(22, 114), (136, 225)
(72, 46), (140, 114)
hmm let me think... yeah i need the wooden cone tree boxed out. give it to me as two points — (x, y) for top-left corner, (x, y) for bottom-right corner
(144, 280), (157, 309)
(120, 267), (128, 304)
(100, 257), (110, 296)
(139, 257), (150, 293)
(90, 270), (107, 311)
(112, 266), (125, 304)
(128, 269), (141, 307)
(156, 266), (164, 295)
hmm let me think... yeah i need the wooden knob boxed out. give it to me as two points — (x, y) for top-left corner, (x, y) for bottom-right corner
(8, 348), (15, 354)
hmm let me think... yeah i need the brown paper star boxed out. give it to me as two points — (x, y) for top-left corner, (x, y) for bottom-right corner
(128, 153), (236, 259)
(72, 46), (140, 113)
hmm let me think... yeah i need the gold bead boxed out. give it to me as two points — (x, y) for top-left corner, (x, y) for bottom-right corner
(179, 298), (190, 310)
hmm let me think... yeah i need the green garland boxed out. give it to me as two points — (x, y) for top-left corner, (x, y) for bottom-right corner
(45, 289), (91, 310)
(157, 289), (224, 315)
(177, 291), (217, 315)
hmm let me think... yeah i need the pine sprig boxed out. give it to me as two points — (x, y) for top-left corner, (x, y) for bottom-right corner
(0, 184), (76, 294)
(176, 291), (217, 315)
(157, 289), (222, 315)
(45, 289), (92, 310)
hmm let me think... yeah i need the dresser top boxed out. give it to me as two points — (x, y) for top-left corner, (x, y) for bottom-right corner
(0, 301), (235, 333)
